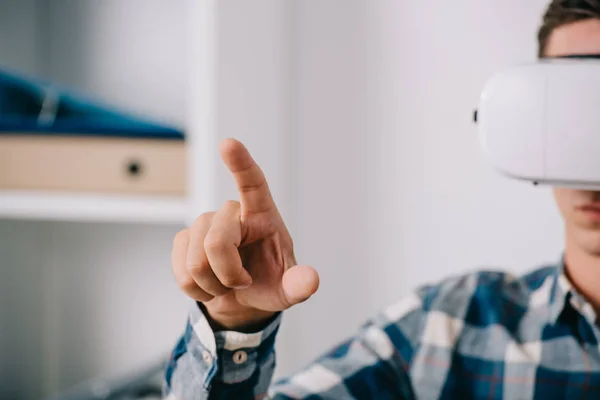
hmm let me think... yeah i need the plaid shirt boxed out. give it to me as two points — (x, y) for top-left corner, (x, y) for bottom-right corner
(163, 257), (600, 399)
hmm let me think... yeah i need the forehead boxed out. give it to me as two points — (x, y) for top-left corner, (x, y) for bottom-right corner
(546, 18), (600, 56)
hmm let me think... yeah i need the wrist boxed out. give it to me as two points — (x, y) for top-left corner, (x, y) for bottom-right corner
(199, 302), (277, 333)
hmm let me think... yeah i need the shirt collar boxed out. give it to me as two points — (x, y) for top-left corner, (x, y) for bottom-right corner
(547, 254), (598, 325)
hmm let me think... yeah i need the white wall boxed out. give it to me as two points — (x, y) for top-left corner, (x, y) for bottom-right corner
(353, 0), (563, 298)
(0, 0), (40, 75)
(360, 0), (563, 299)
(279, 0), (375, 376)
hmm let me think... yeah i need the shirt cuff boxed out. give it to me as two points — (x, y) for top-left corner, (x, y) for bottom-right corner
(187, 300), (282, 386)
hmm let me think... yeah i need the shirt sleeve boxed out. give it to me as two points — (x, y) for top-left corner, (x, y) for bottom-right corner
(162, 299), (282, 399)
(164, 286), (431, 400)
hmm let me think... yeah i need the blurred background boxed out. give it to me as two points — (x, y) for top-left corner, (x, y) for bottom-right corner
(0, 0), (565, 399)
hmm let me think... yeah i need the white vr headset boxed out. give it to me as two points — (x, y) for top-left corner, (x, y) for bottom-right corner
(475, 55), (600, 190)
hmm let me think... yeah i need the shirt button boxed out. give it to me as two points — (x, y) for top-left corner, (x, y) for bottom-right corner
(233, 350), (248, 364)
(203, 350), (213, 364)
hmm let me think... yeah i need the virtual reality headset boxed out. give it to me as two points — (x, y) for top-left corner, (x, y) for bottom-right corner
(475, 55), (600, 190)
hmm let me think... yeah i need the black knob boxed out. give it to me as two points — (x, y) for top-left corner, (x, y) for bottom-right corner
(127, 160), (143, 177)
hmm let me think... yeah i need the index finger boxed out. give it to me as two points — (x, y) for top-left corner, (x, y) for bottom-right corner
(219, 138), (276, 215)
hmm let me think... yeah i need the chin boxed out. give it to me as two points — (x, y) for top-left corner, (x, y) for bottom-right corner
(571, 227), (600, 256)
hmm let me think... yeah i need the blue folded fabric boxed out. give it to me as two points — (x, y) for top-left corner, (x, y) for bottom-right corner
(0, 69), (184, 140)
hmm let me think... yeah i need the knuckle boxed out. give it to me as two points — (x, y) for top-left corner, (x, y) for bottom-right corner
(222, 199), (240, 210)
(173, 229), (189, 246)
(220, 275), (245, 288)
(195, 293), (214, 303)
(187, 261), (210, 277)
(238, 180), (265, 194)
(285, 233), (294, 250)
(203, 235), (228, 251)
(217, 269), (248, 288)
(193, 212), (215, 228)
(177, 275), (198, 293)
(210, 285), (231, 296)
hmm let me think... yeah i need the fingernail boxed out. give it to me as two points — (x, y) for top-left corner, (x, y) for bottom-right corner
(235, 282), (252, 290)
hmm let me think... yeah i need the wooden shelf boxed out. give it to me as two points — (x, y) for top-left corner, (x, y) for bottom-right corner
(0, 190), (189, 225)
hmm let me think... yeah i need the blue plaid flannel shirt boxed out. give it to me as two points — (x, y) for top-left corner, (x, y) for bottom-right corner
(163, 257), (600, 399)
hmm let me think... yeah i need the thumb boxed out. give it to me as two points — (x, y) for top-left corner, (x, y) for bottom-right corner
(281, 265), (320, 306)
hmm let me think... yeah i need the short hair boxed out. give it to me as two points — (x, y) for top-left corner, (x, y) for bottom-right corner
(538, 0), (600, 57)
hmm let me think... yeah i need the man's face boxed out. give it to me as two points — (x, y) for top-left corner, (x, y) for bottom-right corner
(547, 19), (600, 254)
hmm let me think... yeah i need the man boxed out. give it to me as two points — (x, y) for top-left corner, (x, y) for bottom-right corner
(164, 1), (600, 398)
